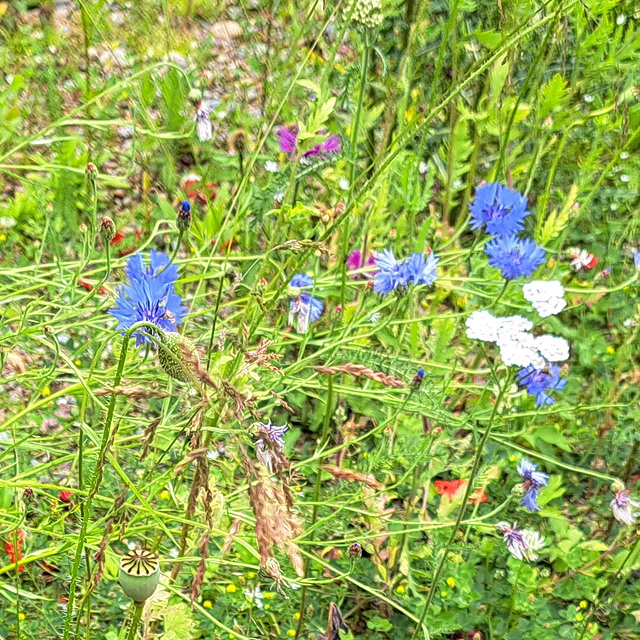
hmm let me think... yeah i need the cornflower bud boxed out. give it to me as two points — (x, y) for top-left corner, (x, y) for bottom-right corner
(100, 216), (116, 243)
(348, 542), (362, 560)
(177, 201), (192, 234)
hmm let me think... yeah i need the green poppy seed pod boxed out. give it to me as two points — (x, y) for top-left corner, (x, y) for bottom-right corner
(157, 331), (199, 383)
(100, 216), (116, 243)
(118, 549), (160, 604)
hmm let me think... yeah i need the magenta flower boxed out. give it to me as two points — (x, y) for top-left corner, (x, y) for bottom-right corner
(277, 126), (341, 159)
(346, 250), (377, 279)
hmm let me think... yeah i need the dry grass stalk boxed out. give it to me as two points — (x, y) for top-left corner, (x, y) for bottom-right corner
(269, 390), (295, 413)
(315, 364), (405, 388)
(242, 452), (304, 577)
(94, 384), (170, 399)
(190, 530), (210, 604)
(322, 465), (384, 490)
(91, 492), (127, 592)
(221, 518), (242, 555)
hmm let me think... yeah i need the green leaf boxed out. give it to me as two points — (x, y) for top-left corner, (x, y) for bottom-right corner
(539, 73), (569, 119)
(538, 183), (578, 244)
(163, 603), (196, 640)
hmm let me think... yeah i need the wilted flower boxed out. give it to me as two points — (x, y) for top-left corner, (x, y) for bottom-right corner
(610, 489), (639, 526)
(109, 251), (186, 346)
(516, 364), (566, 406)
(516, 459), (549, 511)
(522, 280), (566, 317)
(569, 248), (598, 271)
(195, 104), (212, 141)
(254, 421), (288, 472)
(288, 274), (323, 333)
(469, 183), (530, 237)
(497, 522), (544, 562)
(485, 235), (546, 280)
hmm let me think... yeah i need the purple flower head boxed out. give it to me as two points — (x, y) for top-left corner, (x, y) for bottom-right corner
(516, 459), (549, 512)
(347, 250), (376, 279)
(400, 252), (439, 287)
(277, 126), (299, 154)
(516, 364), (566, 407)
(485, 235), (546, 280)
(470, 183), (530, 237)
(109, 250), (186, 347)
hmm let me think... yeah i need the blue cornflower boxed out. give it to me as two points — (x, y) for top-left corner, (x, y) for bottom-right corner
(401, 252), (439, 287)
(485, 235), (546, 280)
(180, 200), (191, 213)
(517, 459), (549, 512)
(516, 364), (566, 407)
(373, 249), (403, 296)
(470, 183), (530, 237)
(288, 274), (323, 333)
(109, 250), (186, 346)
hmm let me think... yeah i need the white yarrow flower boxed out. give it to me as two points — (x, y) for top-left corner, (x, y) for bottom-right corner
(497, 329), (545, 369)
(522, 280), (567, 318)
(465, 310), (500, 342)
(536, 335), (570, 362)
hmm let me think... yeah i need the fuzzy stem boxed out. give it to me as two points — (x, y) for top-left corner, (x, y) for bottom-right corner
(124, 603), (144, 640)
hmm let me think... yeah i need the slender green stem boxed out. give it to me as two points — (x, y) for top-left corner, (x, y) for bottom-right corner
(124, 603), (144, 640)
(410, 371), (513, 640)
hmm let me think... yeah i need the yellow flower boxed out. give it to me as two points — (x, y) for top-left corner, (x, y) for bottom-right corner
(0, 234), (6, 243)
(18, 613), (26, 621)
(160, 490), (170, 500)
(42, 387), (51, 396)
(203, 600), (213, 609)
(446, 577), (455, 588)
(606, 346), (615, 355)
(396, 585), (406, 595)
(75, 359), (82, 366)
(293, 613), (301, 621)
(226, 584), (237, 593)
(263, 592), (275, 600)
(287, 630), (297, 637)
(441, 590), (448, 598)
(509, 455), (516, 462)
(247, 572), (255, 579)
(575, 613), (583, 622)
(579, 601), (588, 609)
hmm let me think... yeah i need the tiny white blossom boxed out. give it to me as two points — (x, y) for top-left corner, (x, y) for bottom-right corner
(616, 14), (626, 25)
(536, 335), (570, 362)
(583, 94), (594, 104)
(497, 330), (545, 369)
(264, 160), (279, 173)
(620, 152), (630, 160)
(339, 178), (350, 191)
(620, 174), (630, 183)
(418, 161), (428, 175)
(244, 587), (264, 608)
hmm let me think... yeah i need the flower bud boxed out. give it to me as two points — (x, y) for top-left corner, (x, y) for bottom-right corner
(118, 549), (160, 604)
(177, 201), (191, 234)
(85, 162), (98, 180)
(348, 542), (362, 560)
(188, 88), (203, 105)
(100, 216), (116, 243)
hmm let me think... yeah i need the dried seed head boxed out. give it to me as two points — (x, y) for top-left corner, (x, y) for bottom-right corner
(229, 129), (247, 155)
(118, 549), (160, 603)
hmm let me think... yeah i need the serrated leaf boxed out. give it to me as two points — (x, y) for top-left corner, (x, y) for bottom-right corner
(163, 603), (196, 640)
(539, 73), (568, 119)
(297, 79), (321, 96)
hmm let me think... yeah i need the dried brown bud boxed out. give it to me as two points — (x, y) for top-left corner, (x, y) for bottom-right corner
(85, 162), (98, 180)
(44, 325), (54, 336)
(229, 129), (247, 155)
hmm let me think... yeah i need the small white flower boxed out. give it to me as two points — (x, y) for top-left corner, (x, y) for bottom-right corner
(583, 94), (594, 104)
(536, 335), (570, 362)
(274, 191), (285, 204)
(418, 161), (428, 175)
(497, 315), (534, 336)
(465, 310), (500, 342)
(206, 449), (220, 461)
(522, 280), (567, 318)
(620, 174), (630, 183)
(620, 152), (630, 160)
(339, 178), (350, 191)
(0, 216), (17, 228)
(497, 330), (545, 369)
(264, 160), (279, 173)
(616, 14), (626, 25)
(195, 107), (212, 141)
(369, 312), (381, 324)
